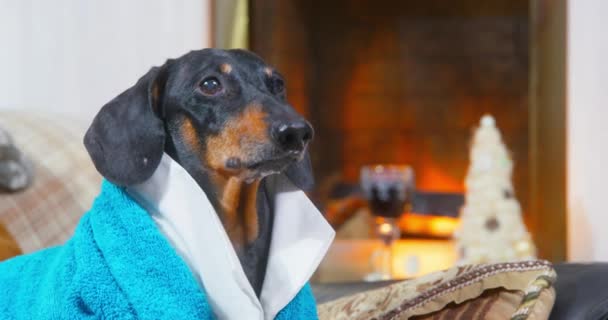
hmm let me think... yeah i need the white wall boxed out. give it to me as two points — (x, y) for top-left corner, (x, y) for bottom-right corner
(0, 0), (210, 121)
(567, 0), (608, 261)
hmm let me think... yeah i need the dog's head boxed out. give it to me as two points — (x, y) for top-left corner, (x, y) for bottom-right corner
(84, 49), (314, 189)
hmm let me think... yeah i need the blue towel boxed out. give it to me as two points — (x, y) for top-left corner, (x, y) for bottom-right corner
(0, 180), (318, 319)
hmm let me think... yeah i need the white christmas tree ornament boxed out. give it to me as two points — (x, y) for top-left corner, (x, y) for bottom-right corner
(454, 115), (537, 264)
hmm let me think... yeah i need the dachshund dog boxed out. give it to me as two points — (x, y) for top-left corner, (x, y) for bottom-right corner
(84, 49), (314, 297)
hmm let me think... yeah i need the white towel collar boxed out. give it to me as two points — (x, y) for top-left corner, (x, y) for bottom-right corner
(126, 154), (335, 320)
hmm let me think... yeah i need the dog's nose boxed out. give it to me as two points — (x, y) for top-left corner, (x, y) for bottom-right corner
(272, 121), (314, 153)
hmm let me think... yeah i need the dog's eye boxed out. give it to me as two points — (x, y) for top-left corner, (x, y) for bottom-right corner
(199, 77), (223, 96)
(268, 77), (285, 95)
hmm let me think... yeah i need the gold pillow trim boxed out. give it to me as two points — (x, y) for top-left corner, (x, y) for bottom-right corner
(510, 272), (556, 320)
(375, 260), (555, 320)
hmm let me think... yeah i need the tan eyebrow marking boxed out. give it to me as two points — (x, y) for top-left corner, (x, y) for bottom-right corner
(220, 63), (232, 74)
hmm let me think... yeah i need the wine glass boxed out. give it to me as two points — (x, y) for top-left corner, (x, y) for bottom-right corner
(360, 164), (414, 280)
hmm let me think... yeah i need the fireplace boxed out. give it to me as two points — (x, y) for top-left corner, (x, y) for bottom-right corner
(247, 0), (567, 261)
(251, 0), (528, 198)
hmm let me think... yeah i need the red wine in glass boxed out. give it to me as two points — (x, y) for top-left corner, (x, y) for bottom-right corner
(368, 183), (408, 218)
(361, 165), (414, 218)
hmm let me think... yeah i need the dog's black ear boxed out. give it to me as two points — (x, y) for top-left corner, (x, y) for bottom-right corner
(84, 66), (168, 186)
(284, 151), (314, 191)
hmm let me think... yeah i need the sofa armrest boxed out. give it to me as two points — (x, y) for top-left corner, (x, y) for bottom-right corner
(550, 263), (608, 320)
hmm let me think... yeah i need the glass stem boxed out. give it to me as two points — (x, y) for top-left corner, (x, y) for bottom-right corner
(387, 241), (394, 279)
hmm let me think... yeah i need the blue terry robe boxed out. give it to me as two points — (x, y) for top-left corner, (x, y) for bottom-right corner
(0, 180), (320, 319)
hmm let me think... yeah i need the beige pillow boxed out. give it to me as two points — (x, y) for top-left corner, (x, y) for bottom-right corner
(318, 260), (556, 320)
(0, 111), (101, 253)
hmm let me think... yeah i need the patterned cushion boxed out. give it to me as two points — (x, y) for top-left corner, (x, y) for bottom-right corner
(318, 260), (556, 320)
(0, 111), (101, 253)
